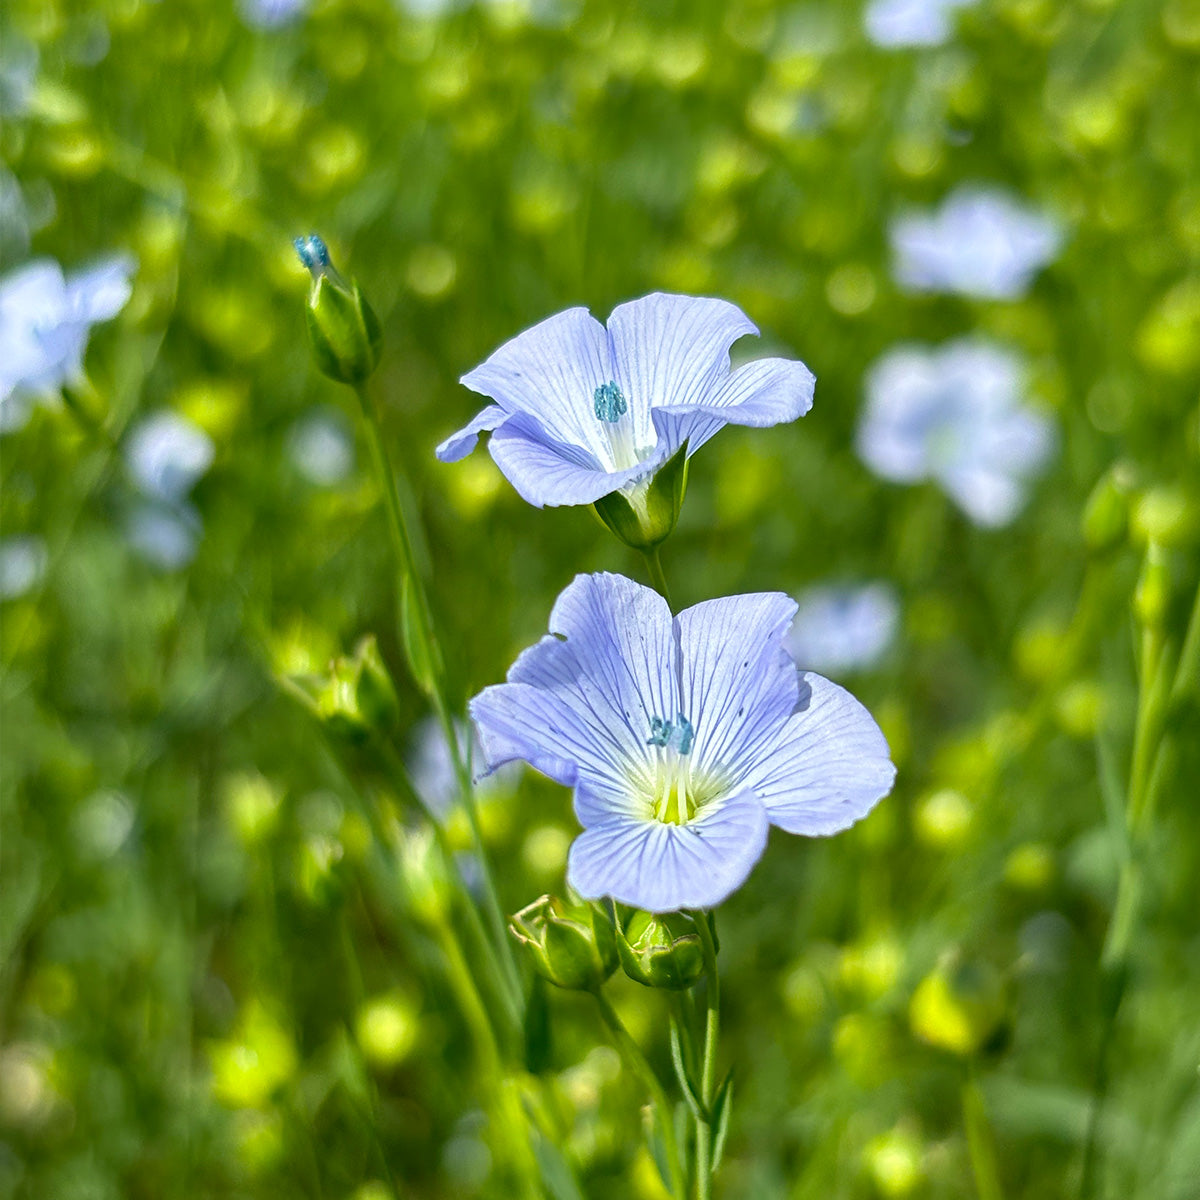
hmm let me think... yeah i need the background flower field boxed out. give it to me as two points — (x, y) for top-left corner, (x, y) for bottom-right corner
(2, 0), (1199, 1197)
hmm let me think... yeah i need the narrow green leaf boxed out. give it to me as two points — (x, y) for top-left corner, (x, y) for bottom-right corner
(711, 1072), (734, 1172)
(669, 1015), (705, 1122)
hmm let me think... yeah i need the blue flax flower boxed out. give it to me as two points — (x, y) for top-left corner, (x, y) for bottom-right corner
(471, 573), (895, 912)
(0, 255), (134, 431)
(438, 293), (815, 508)
(857, 338), (1055, 527)
(864, 0), (978, 48)
(890, 186), (1062, 300)
(789, 583), (900, 676)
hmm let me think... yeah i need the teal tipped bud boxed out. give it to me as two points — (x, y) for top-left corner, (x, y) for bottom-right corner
(509, 895), (618, 991)
(616, 910), (707, 990)
(295, 234), (382, 385)
(593, 439), (690, 551)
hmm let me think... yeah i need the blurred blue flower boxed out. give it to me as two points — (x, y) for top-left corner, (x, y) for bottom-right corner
(408, 716), (519, 821)
(857, 339), (1055, 527)
(126, 505), (201, 571)
(125, 411), (215, 503)
(890, 186), (1062, 300)
(0, 255), (134, 430)
(789, 583), (900, 675)
(864, 0), (977, 48)
(238, 0), (308, 30)
(439, 293), (815, 508)
(288, 407), (355, 487)
(0, 535), (47, 600)
(0, 32), (38, 117)
(471, 573), (894, 912)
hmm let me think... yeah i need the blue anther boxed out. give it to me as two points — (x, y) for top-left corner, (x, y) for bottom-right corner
(674, 714), (695, 756)
(647, 715), (672, 747)
(593, 380), (627, 423)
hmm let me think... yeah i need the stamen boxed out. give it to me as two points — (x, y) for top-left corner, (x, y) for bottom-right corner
(593, 380), (628, 423)
(674, 713), (694, 755)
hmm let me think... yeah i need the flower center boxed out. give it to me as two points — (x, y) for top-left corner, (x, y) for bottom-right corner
(646, 714), (702, 825)
(593, 380), (627, 423)
(593, 380), (645, 472)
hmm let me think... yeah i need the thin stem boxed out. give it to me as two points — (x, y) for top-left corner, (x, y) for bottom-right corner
(352, 382), (520, 1006)
(432, 915), (542, 1200)
(592, 991), (687, 1200)
(962, 1066), (1004, 1200)
(692, 912), (721, 1200)
(643, 547), (673, 608)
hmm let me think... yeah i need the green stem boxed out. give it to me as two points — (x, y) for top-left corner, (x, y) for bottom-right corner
(592, 991), (687, 1200)
(353, 382), (520, 1007)
(692, 912), (721, 1200)
(962, 1067), (1004, 1200)
(432, 915), (542, 1200)
(643, 547), (674, 608)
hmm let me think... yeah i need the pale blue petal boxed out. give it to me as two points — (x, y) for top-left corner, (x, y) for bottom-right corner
(67, 254), (135, 322)
(472, 572), (678, 813)
(460, 306), (614, 464)
(488, 412), (657, 507)
(655, 357), (816, 456)
(788, 584), (900, 675)
(607, 293), (757, 453)
(675, 593), (799, 785)
(435, 404), (507, 462)
(938, 464), (1025, 527)
(469, 681), (587, 788)
(745, 672), (895, 835)
(567, 789), (768, 912)
(857, 346), (943, 482)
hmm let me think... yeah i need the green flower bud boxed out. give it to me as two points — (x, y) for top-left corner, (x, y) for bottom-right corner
(616, 910), (707, 990)
(295, 234), (381, 385)
(285, 635), (400, 745)
(909, 954), (1007, 1058)
(1133, 542), (1171, 630)
(593, 441), (689, 551)
(509, 895), (617, 991)
(1081, 468), (1130, 553)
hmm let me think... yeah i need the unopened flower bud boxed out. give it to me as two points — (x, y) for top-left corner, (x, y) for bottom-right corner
(509, 895), (617, 991)
(284, 635), (400, 745)
(295, 234), (381, 385)
(1081, 469), (1130, 553)
(909, 954), (1007, 1058)
(593, 442), (689, 551)
(1133, 542), (1171, 630)
(616, 910), (707, 990)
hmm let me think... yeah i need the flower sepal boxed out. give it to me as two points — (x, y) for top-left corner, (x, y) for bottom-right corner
(617, 909), (707, 990)
(593, 440), (689, 551)
(509, 895), (618, 991)
(295, 235), (381, 385)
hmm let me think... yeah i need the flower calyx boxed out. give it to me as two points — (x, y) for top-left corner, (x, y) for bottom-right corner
(616, 909), (708, 991)
(509, 895), (618, 991)
(593, 440), (689, 551)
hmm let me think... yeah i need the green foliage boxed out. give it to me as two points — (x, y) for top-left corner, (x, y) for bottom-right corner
(2, 0), (1198, 1198)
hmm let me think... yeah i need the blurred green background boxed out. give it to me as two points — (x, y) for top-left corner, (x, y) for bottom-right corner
(2, 0), (1199, 1197)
